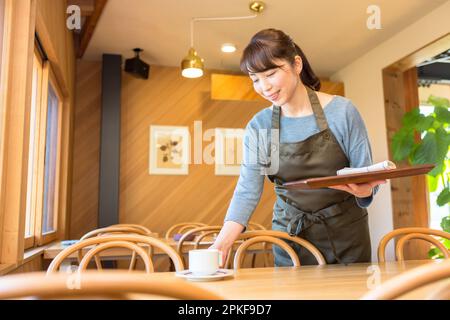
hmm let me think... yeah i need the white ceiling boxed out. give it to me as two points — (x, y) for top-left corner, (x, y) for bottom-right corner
(83, 0), (448, 77)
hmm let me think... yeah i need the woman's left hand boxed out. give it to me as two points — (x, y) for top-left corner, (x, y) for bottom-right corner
(329, 180), (387, 198)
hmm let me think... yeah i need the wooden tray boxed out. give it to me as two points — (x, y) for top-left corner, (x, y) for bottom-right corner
(283, 164), (435, 190)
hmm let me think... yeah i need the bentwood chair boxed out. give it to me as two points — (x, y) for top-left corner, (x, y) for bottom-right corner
(234, 230), (327, 269)
(79, 226), (156, 270)
(377, 227), (450, 262)
(80, 225), (151, 241)
(245, 222), (268, 267)
(247, 222), (267, 231)
(361, 259), (450, 300)
(0, 271), (222, 300)
(109, 224), (152, 235)
(165, 222), (208, 241)
(47, 234), (184, 273)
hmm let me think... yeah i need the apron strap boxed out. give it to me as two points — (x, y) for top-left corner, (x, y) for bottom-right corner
(306, 86), (328, 131)
(268, 105), (281, 160)
(317, 216), (347, 265)
(268, 87), (329, 160)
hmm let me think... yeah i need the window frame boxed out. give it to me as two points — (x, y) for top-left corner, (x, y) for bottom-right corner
(24, 45), (64, 248)
(38, 67), (63, 245)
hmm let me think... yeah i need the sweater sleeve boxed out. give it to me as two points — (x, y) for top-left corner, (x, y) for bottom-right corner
(223, 121), (266, 228)
(343, 101), (379, 208)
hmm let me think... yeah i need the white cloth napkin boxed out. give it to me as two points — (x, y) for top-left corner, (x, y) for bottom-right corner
(336, 160), (396, 176)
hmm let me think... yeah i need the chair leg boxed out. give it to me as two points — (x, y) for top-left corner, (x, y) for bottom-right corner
(251, 253), (257, 268)
(168, 257), (175, 272)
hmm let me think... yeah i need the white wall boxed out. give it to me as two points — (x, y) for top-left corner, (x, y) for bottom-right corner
(331, 1), (450, 262)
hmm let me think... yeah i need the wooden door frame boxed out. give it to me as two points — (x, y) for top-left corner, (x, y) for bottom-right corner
(382, 33), (450, 260)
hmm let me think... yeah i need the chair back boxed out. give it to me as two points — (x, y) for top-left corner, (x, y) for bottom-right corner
(234, 235), (301, 269)
(165, 222), (207, 240)
(0, 271), (222, 300)
(247, 222), (266, 231)
(361, 259), (450, 299)
(236, 230), (327, 266)
(109, 224), (152, 235)
(80, 226), (150, 241)
(47, 234), (184, 273)
(78, 240), (153, 272)
(378, 227), (450, 262)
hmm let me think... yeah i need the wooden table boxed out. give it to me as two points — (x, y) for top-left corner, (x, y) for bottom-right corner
(137, 260), (443, 300)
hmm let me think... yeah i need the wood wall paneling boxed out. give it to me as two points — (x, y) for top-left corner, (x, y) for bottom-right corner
(69, 60), (102, 239)
(7, 255), (43, 274)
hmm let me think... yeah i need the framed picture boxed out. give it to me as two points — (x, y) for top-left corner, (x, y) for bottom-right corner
(149, 125), (190, 175)
(215, 128), (245, 176)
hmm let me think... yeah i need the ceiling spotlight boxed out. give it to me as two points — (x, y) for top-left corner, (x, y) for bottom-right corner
(221, 43), (237, 53)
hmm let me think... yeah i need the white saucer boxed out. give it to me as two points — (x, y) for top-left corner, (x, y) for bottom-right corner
(175, 269), (234, 282)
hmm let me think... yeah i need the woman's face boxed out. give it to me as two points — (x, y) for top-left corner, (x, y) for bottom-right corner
(249, 56), (302, 106)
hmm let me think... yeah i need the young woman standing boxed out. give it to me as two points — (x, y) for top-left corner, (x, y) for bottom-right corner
(211, 29), (386, 266)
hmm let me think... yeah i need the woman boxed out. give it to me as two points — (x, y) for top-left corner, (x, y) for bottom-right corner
(211, 28), (386, 266)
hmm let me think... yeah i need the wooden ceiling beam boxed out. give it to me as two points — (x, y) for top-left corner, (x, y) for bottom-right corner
(67, 0), (95, 16)
(77, 0), (108, 58)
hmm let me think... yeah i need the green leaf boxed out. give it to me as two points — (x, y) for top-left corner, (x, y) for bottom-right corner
(402, 108), (421, 129)
(437, 188), (450, 206)
(441, 215), (450, 233)
(412, 132), (438, 165)
(391, 129), (415, 161)
(443, 238), (450, 248)
(428, 95), (450, 109)
(415, 115), (435, 132)
(435, 106), (450, 124)
(427, 174), (439, 192)
(428, 247), (443, 259)
(428, 163), (445, 177)
(435, 127), (450, 163)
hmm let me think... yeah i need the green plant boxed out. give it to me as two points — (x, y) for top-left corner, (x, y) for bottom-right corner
(391, 95), (450, 259)
(428, 215), (450, 259)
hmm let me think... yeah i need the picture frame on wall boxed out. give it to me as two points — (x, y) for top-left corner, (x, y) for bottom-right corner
(149, 125), (190, 175)
(215, 128), (245, 176)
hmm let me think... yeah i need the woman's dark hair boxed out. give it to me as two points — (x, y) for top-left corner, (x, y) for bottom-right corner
(240, 28), (321, 91)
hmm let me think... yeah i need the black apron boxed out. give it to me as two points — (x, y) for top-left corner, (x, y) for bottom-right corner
(266, 87), (371, 266)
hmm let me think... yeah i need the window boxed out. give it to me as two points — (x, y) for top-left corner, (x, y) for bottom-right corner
(420, 105), (450, 230)
(42, 80), (62, 235)
(24, 42), (63, 248)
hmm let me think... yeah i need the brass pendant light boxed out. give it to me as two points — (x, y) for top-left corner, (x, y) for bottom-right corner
(181, 1), (265, 78)
(181, 48), (204, 78)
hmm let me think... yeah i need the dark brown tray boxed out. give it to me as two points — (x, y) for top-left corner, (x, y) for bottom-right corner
(283, 164), (435, 190)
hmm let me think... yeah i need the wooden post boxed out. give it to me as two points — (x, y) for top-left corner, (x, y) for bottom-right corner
(0, 0), (36, 264)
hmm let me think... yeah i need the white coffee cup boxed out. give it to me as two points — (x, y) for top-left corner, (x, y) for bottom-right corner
(188, 249), (222, 276)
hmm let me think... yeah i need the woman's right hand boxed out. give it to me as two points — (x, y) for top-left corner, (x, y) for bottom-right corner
(209, 242), (232, 268)
(208, 221), (245, 268)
